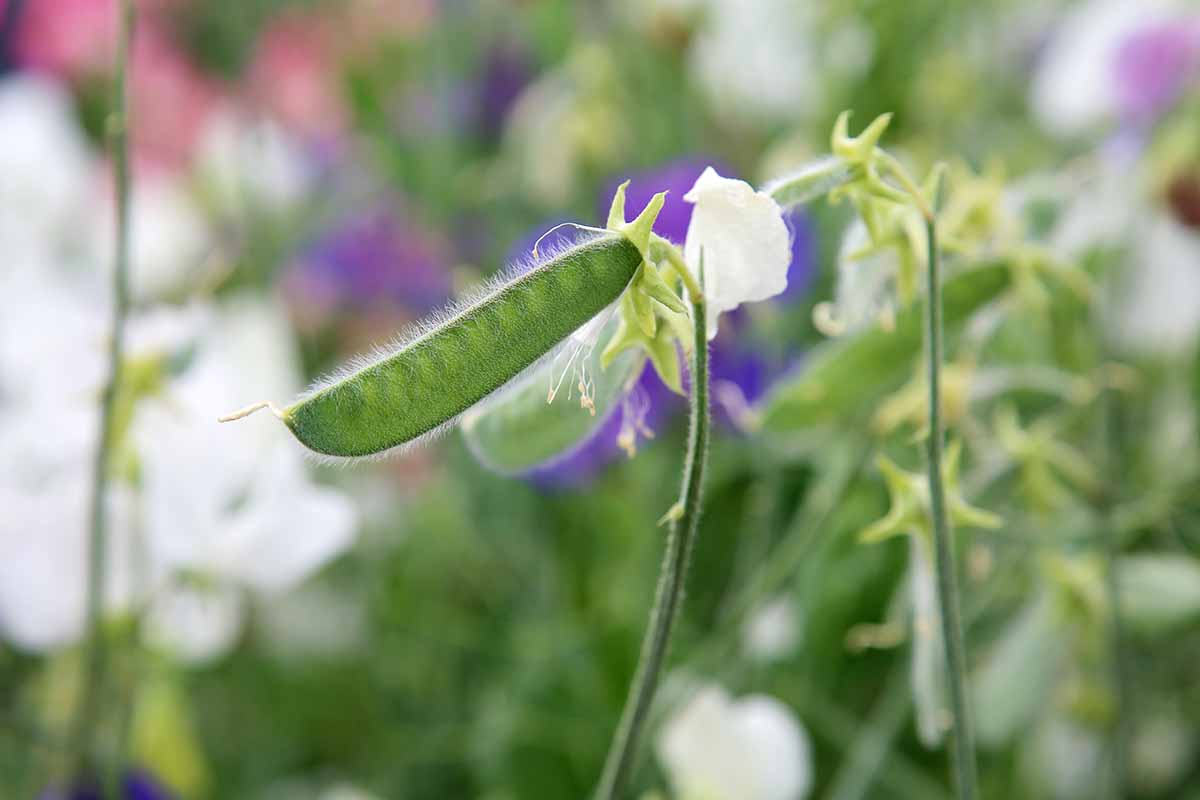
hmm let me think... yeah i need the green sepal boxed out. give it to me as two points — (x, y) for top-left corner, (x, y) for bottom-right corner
(629, 268), (658, 337)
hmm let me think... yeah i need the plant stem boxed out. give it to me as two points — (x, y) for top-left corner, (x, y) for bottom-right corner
(923, 180), (979, 800)
(595, 292), (710, 800)
(1098, 274), (1130, 798)
(68, 0), (134, 783)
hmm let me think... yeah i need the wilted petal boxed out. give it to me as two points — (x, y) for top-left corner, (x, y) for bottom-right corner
(683, 167), (791, 338)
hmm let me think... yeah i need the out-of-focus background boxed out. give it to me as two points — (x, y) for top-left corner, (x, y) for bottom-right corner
(1, 0), (1199, 798)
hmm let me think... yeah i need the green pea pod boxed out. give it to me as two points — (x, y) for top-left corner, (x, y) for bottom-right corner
(257, 235), (642, 458)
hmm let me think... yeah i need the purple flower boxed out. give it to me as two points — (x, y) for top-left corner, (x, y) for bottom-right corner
(285, 203), (451, 321)
(600, 158), (729, 243)
(40, 768), (174, 800)
(1114, 17), (1200, 126)
(476, 44), (533, 140)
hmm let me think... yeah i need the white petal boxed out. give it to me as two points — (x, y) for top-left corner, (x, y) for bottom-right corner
(196, 106), (312, 214)
(683, 167), (791, 338)
(658, 682), (813, 800)
(0, 477), (138, 652)
(909, 535), (948, 748)
(220, 447), (358, 593)
(742, 597), (801, 662)
(1029, 1), (1171, 137)
(144, 580), (245, 664)
(0, 75), (92, 267)
(1110, 215), (1200, 355)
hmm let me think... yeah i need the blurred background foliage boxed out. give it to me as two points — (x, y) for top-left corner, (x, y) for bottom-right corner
(1, 0), (1199, 798)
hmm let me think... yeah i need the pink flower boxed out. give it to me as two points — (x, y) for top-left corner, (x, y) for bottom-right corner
(246, 13), (346, 141)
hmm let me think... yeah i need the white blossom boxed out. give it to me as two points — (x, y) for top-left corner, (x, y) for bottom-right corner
(1029, 0), (1178, 137)
(0, 75), (92, 271)
(683, 167), (791, 338)
(657, 682), (812, 800)
(1110, 215), (1200, 356)
(196, 106), (313, 214)
(689, 0), (821, 123)
(742, 597), (801, 662)
(134, 297), (357, 663)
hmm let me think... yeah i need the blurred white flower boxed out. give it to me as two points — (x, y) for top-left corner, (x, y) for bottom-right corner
(657, 682), (812, 800)
(259, 581), (366, 661)
(972, 590), (1062, 748)
(0, 476), (136, 652)
(909, 535), (948, 749)
(89, 175), (210, 301)
(143, 580), (245, 665)
(1024, 717), (1105, 800)
(134, 297), (357, 663)
(196, 106), (313, 214)
(0, 74), (92, 269)
(824, 218), (900, 336)
(689, 0), (821, 123)
(1029, 0), (1185, 137)
(319, 784), (383, 800)
(742, 597), (801, 662)
(683, 167), (791, 338)
(1110, 215), (1200, 355)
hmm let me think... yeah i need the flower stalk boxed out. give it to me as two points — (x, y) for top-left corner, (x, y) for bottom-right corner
(923, 172), (980, 800)
(68, 0), (135, 782)
(595, 263), (710, 800)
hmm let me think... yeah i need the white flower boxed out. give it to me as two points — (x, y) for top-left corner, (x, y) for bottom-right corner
(196, 106), (312, 214)
(1029, 0), (1177, 137)
(909, 535), (949, 749)
(657, 682), (812, 800)
(1110, 215), (1200, 356)
(0, 476), (137, 652)
(0, 75), (91, 270)
(689, 0), (821, 123)
(683, 167), (791, 338)
(134, 297), (358, 663)
(319, 784), (383, 800)
(742, 597), (801, 662)
(89, 175), (209, 301)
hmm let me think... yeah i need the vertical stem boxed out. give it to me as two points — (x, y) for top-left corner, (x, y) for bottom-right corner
(68, 0), (134, 783)
(595, 292), (710, 800)
(923, 189), (979, 800)
(1098, 280), (1129, 797)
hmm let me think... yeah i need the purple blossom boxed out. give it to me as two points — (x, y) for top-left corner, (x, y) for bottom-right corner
(40, 769), (174, 800)
(476, 44), (533, 140)
(285, 204), (451, 320)
(1114, 17), (1200, 126)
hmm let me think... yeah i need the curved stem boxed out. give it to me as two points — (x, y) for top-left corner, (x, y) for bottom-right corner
(649, 234), (704, 303)
(923, 179), (979, 799)
(595, 291), (710, 800)
(68, 0), (134, 782)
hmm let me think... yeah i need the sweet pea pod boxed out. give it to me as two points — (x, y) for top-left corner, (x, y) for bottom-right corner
(260, 234), (642, 458)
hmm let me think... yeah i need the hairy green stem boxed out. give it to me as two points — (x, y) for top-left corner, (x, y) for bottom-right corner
(923, 183), (979, 799)
(595, 293), (710, 800)
(68, 0), (134, 784)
